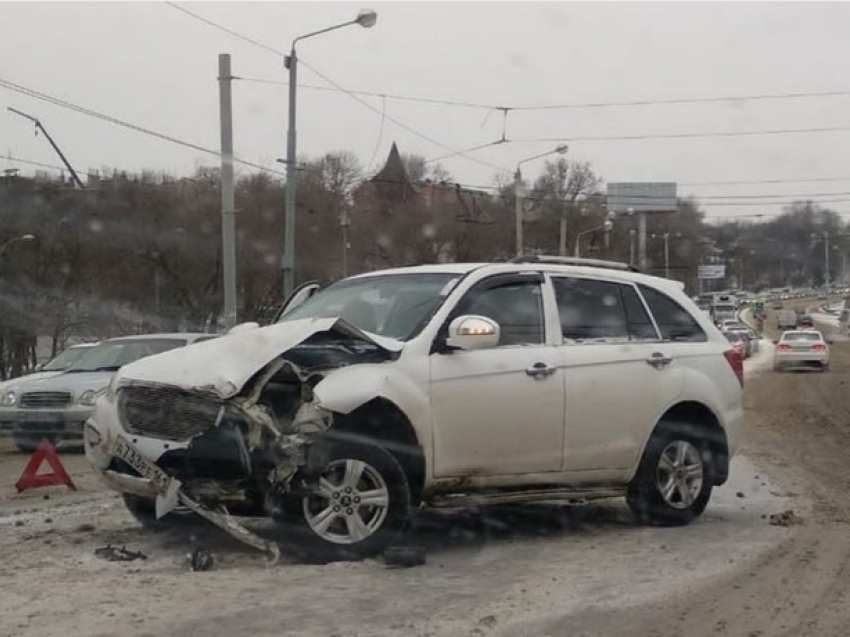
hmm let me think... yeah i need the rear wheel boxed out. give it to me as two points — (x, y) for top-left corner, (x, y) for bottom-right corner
(627, 420), (713, 526)
(273, 439), (411, 562)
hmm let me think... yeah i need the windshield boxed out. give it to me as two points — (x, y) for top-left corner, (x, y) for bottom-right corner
(783, 332), (822, 342)
(40, 345), (93, 372)
(281, 273), (460, 340)
(66, 338), (186, 372)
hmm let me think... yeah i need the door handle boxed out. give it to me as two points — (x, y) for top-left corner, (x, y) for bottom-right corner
(646, 352), (673, 369)
(526, 362), (557, 379)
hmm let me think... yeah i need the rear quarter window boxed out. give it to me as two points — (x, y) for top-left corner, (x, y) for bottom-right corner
(639, 285), (707, 342)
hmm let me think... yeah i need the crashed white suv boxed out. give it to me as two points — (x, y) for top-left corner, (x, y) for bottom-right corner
(85, 257), (744, 561)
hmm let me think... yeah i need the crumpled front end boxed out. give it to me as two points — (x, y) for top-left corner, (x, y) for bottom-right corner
(84, 320), (398, 558)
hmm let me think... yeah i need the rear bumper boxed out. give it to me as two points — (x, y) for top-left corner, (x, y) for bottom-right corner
(774, 352), (829, 366)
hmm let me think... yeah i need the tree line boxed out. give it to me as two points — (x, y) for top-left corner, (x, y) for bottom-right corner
(0, 149), (843, 377)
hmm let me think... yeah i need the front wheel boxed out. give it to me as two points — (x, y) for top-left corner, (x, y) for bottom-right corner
(627, 421), (713, 526)
(274, 439), (411, 562)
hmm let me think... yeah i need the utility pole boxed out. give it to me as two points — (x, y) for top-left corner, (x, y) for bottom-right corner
(514, 168), (523, 257)
(558, 200), (569, 257)
(638, 211), (647, 270)
(218, 54), (237, 330)
(825, 231), (831, 289)
(7, 108), (84, 188)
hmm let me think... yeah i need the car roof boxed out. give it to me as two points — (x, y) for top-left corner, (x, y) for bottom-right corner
(100, 332), (215, 344)
(348, 261), (686, 296)
(780, 330), (823, 337)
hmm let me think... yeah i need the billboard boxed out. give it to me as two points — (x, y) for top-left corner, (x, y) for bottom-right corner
(698, 264), (726, 280)
(607, 182), (678, 213)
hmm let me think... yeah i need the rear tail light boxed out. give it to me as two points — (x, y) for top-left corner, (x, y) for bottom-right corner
(777, 343), (791, 352)
(813, 343), (827, 351)
(724, 348), (744, 387)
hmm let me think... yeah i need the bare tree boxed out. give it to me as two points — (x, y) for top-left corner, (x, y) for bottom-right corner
(531, 159), (602, 256)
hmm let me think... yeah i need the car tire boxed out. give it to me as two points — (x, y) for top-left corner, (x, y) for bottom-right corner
(12, 432), (52, 454)
(273, 439), (411, 562)
(122, 494), (201, 529)
(627, 420), (713, 527)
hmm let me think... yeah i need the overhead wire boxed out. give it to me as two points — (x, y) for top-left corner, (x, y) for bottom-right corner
(0, 77), (286, 177)
(236, 75), (850, 113)
(165, 1), (510, 175)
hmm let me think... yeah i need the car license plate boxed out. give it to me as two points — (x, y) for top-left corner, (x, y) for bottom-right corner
(111, 436), (172, 495)
(20, 412), (62, 423)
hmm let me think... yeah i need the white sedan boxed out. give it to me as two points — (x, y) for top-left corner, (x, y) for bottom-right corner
(773, 330), (831, 372)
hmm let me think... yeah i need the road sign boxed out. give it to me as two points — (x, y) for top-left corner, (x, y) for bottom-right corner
(698, 264), (726, 280)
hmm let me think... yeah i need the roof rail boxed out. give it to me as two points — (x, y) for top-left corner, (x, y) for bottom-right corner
(509, 255), (641, 272)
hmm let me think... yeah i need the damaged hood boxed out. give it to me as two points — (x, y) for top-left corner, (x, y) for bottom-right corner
(113, 317), (402, 399)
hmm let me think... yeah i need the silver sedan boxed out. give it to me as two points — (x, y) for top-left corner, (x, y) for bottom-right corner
(773, 330), (831, 372)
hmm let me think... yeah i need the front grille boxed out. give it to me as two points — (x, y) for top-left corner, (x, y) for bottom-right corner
(20, 391), (72, 408)
(119, 385), (222, 442)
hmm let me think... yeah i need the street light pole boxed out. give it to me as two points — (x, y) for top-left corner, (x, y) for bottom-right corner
(575, 217), (614, 257)
(281, 9), (377, 300)
(514, 145), (569, 257)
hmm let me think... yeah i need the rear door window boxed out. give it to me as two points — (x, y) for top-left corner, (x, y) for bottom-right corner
(552, 277), (628, 342)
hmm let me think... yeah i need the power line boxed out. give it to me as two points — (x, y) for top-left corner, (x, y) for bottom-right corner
(237, 75), (850, 113)
(164, 2), (510, 175)
(165, 2), (285, 58)
(0, 77), (285, 177)
(0, 154), (96, 177)
(512, 89), (850, 111)
(238, 76), (496, 110)
(682, 176), (850, 187)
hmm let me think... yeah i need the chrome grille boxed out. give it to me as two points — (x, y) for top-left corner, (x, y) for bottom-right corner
(119, 385), (222, 441)
(20, 391), (72, 408)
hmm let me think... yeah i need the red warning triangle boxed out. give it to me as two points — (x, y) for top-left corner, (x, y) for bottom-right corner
(15, 439), (77, 492)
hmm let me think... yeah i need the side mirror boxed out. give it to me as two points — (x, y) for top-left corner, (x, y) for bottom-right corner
(446, 315), (500, 351)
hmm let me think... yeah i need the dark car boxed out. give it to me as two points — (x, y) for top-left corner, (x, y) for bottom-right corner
(797, 314), (815, 328)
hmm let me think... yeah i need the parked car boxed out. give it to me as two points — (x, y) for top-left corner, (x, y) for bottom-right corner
(0, 343), (98, 436)
(85, 257), (744, 561)
(4, 333), (216, 452)
(774, 330), (830, 372)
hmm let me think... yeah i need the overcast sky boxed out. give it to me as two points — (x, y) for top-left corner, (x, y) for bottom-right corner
(3, 1), (850, 220)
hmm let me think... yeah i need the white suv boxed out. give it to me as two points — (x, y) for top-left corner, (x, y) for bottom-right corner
(85, 257), (744, 561)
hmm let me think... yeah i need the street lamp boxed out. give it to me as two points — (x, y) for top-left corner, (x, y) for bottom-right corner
(574, 215), (614, 258)
(281, 9), (377, 299)
(650, 232), (682, 279)
(514, 145), (569, 257)
(0, 234), (35, 258)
